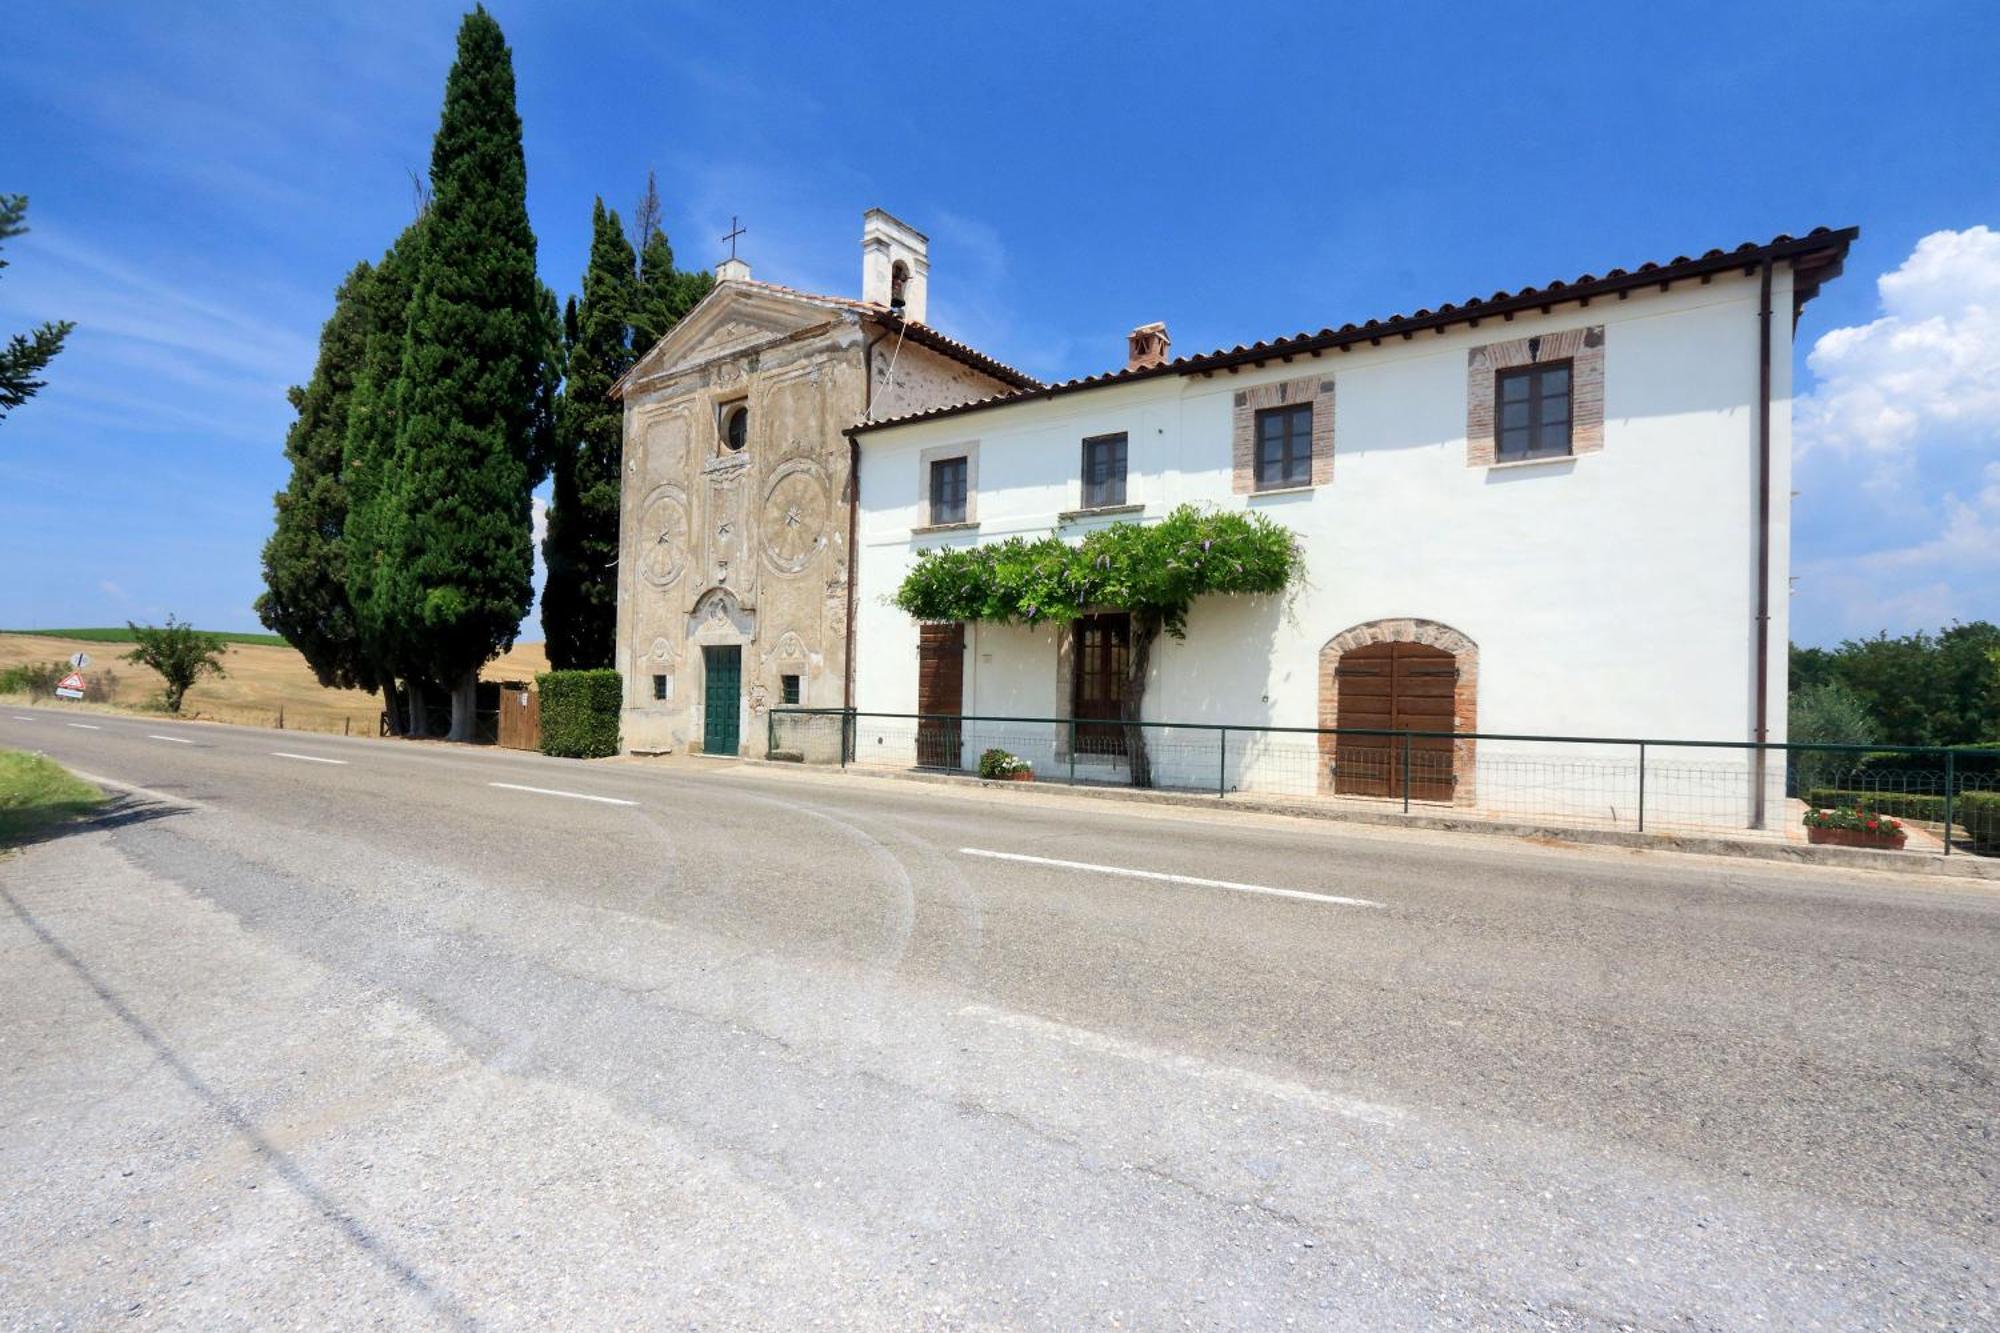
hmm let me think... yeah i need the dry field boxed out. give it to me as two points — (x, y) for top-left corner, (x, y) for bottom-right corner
(0, 633), (550, 736)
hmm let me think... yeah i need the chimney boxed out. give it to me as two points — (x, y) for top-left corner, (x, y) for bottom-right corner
(861, 208), (929, 324)
(716, 256), (751, 283)
(1126, 321), (1170, 371)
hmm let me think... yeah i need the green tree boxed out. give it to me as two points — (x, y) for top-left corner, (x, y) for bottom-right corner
(0, 195), (74, 421)
(543, 198), (637, 669)
(257, 261), (382, 693)
(342, 222), (426, 733)
(894, 505), (1305, 785)
(389, 6), (545, 741)
(629, 168), (713, 356)
(1788, 679), (1877, 794)
(124, 616), (227, 713)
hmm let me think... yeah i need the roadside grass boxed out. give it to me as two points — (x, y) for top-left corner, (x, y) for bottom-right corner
(0, 748), (106, 847)
(0, 627), (289, 647)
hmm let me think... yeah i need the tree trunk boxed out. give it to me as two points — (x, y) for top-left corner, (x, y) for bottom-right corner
(405, 680), (428, 738)
(1123, 616), (1160, 789)
(381, 682), (407, 736)
(446, 667), (479, 742)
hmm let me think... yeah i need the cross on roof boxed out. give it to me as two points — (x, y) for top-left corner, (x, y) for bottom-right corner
(722, 215), (747, 260)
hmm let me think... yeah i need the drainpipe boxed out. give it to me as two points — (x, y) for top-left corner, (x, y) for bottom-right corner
(1752, 257), (1774, 827)
(847, 323), (894, 712)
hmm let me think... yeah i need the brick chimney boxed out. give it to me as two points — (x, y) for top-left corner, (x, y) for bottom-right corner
(1126, 321), (1170, 371)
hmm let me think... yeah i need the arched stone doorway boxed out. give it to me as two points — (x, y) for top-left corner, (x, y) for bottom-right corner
(1318, 619), (1478, 804)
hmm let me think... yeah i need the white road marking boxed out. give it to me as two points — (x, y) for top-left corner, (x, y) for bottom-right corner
(147, 734), (194, 745)
(66, 722), (102, 731)
(959, 1003), (1405, 1126)
(488, 782), (637, 807)
(11, 715), (35, 721)
(957, 848), (1383, 908)
(271, 751), (346, 765)
(71, 770), (211, 811)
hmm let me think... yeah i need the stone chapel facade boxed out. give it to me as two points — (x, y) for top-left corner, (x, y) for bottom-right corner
(610, 210), (1035, 754)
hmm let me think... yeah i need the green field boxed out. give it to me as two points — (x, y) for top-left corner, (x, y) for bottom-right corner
(0, 749), (107, 847)
(0, 627), (289, 647)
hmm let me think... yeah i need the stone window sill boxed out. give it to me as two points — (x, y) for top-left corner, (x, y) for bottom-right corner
(1483, 452), (1577, 472)
(913, 520), (979, 537)
(1058, 503), (1143, 523)
(1248, 484), (1316, 498)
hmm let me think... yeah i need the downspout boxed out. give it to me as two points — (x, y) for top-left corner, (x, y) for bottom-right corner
(847, 322), (894, 712)
(1752, 257), (1774, 827)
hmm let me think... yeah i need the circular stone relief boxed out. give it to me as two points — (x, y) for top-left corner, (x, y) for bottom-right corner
(637, 488), (690, 588)
(760, 461), (830, 574)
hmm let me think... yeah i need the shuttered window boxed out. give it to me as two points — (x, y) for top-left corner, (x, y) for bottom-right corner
(929, 456), (969, 525)
(1081, 433), (1128, 509)
(1495, 361), (1573, 461)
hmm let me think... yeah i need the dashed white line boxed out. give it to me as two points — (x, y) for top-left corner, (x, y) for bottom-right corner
(147, 734), (195, 745)
(11, 714), (35, 721)
(487, 782), (637, 807)
(957, 848), (1383, 908)
(66, 722), (102, 731)
(271, 751), (346, 765)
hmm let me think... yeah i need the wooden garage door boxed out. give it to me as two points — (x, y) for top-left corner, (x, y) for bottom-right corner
(916, 622), (964, 769)
(1334, 641), (1456, 801)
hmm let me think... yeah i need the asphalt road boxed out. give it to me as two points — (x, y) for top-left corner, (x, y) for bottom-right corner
(2, 706), (1995, 1329)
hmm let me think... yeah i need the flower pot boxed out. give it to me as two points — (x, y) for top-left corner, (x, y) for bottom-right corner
(999, 770), (1033, 782)
(1807, 826), (1907, 850)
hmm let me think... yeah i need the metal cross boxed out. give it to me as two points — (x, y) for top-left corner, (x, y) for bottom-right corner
(722, 216), (747, 260)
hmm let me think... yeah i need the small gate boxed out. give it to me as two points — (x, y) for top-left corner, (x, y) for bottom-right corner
(496, 684), (540, 751)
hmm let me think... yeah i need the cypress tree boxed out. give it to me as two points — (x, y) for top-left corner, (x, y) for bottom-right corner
(257, 260), (381, 692)
(391, 6), (544, 741)
(543, 199), (636, 669)
(343, 224), (426, 733)
(629, 172), (714, 357)
(0, 195), (73, 421)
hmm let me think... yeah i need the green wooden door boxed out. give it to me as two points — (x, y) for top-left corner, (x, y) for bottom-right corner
(703, 645), (741, 755)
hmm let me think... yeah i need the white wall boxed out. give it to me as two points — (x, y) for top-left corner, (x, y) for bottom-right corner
(855, 270), (1795, 768)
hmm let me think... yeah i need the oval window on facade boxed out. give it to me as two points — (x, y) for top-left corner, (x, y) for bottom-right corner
(723, 403), (748, 452)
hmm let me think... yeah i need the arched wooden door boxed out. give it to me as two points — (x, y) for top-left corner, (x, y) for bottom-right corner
(1333, 641), (1457, 800)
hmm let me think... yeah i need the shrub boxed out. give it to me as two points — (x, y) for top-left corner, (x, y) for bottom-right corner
(123, 615), (226, 712)
(978, 747), (1032, 779)
(0, 661), (66, 697)
(1808, 787), (2000, 854)
(537, 669), (621, 759)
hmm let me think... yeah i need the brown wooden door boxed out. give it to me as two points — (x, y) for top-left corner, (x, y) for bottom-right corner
(1072, 613), (1130, 757)
(1334, 641), (1457, 800)
(916, 623), (964, 768)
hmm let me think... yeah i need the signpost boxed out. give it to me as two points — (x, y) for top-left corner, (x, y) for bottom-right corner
(55, 671), (87, 700)
(68, 651), (90, 670)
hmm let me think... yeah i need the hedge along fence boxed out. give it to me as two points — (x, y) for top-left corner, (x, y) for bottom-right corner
(1805, 787), (2000, 853)
(536, 669), (622, 759)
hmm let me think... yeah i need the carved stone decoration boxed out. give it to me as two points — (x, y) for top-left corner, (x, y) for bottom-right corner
(689, 586), (755, 645)
(636, 486), (691, 589)
(702, 468), (753, 605)
(760, 458), (831, 575)
(651, 636), (672, 661)
(775, 631), (807, 661)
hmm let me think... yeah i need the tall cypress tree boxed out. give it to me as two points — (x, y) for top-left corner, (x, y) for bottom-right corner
(391, 6), (543, 740)
(343, 223), (425, 732)
(629, 172), (713, 357)
(543, 199), (636, 669)
(257, 260), (381, 692)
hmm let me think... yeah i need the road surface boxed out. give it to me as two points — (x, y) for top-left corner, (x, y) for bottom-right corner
(1, 708), (1995, 1328)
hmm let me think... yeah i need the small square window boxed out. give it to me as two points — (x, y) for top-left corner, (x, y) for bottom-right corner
(1081, 432), (1128, 509)
(780, 674), (801, 706)
(929, 456), (969, 525)
(1253, 403), (1313, 490)
(1494, 362), (1574, 461)
(651, 674), (668, 701)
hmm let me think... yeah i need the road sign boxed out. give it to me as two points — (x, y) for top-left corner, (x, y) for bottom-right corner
(55, 672), (87, 700)
(68, 651), (90, 669)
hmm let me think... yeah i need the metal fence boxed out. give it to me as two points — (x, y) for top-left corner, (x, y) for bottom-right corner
(767, 708), (2000, 856)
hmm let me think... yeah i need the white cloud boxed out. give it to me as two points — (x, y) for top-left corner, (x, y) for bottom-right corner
(1796, 225), (2000, 460)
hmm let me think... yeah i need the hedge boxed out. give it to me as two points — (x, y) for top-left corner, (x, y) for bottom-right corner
(1806, 787), (2000, 854)
(536, 669), (622, 759)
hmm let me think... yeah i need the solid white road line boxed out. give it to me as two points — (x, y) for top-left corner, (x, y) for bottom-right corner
(959, 1003), (1404, 1126)
(147, 734), (195, 745)
(271, 751), (347, 765)
(958, 848), (1383, 908)
(66, 722), (102, 731)
(488, 781), (637, 807)
(11, 715), (35, 721)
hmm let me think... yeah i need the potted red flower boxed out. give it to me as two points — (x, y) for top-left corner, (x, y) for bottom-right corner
(1803, 806), (1907, 850)
(978, 748), (1034, 782)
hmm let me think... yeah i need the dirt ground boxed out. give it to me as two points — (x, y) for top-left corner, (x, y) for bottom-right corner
(0, 634), (550, 736)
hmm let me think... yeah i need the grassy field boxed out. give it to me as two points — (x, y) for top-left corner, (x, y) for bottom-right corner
(0, 627), (290, 646)
(0, 632), (551, 736)
(0, 749), (106, 847)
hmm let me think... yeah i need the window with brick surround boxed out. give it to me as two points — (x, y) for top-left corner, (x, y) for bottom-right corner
(1254, 403), (1314, 490)
(1081, 432), (1128, 509)
(929, 456), (969, 525)
(1495, 361), (1573, 461)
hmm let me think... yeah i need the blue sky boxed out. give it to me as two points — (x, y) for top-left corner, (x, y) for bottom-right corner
(2, 1), (1996, 647)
